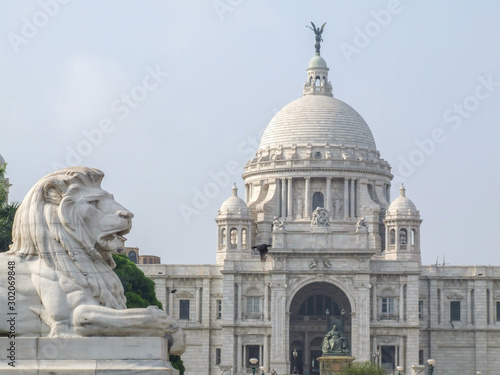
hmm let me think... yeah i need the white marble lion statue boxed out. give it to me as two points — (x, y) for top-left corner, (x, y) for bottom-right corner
(0, 167), (185, 355)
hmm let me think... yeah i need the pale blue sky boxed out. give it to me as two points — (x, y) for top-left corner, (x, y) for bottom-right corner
(1, 1), (500, 265)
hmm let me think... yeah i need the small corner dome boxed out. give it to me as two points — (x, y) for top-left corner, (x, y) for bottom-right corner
(308, 54), (328, 69)
(387, 184), (418, 216)
(219, 184), (250, 216)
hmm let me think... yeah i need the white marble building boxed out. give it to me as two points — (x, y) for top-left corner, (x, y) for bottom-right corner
(138, 48), (500, 375)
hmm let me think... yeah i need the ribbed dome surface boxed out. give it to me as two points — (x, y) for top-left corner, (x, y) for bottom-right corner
(259, 95), (376, 150)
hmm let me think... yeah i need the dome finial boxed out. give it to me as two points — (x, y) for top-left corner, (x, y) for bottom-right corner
(232, 183), (238, 197)
(306, 21), (327, 55)
(400, 183), (406, 197)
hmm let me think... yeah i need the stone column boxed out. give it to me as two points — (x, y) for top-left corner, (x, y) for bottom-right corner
(237, 283), (242, 321)
(326, 177), (332, 217)
(245, 183), (250, 203)
(439, 288), (444, 325)
(270, 278), (288, 373)
(168, 286), (174, 316)
(237, 335), (242, 373)
(281, 178), (287, 218)
(372, 283), (377, 321)
(305, 177), (311, 218)
(195, 287), (201, 323)
(264, 283), (269, 321)
(264, 334), (269, 372)
(237, 224), (242, 250)
(344, 178), (349, 219)
(467, 286), (472, 324)
(287, 178), (293, 220)
(489, 288), (495, 324)
(350, 178), (356, 218)
(399, 284), (405, 322)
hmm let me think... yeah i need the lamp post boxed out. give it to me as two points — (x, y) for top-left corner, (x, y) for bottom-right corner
(259, 365), (265, 375)
(250, 358), (259, 375)
(427, 359), (436, 375)
(396, 365), (404, 375)
(292, 349), (298, 374)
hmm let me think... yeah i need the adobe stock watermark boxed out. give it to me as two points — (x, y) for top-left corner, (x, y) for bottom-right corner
(51, 65), (168, 170)
(212, 0), (244, 22)
(394, 74), (500, 182)
(7, 0), (71, 54)
(178, 128), (264, 223)
(340, 0), (403, 63)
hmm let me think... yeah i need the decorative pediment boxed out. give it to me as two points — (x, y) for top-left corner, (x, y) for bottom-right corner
(212, 293), (223, 298)
(419, 294), (427, 300)
(494, 294), (500, 300)
(446, 293), (464, 300)
(176, 291), (193, 299)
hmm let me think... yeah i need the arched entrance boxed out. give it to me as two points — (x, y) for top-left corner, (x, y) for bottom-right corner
(289, 282), (352, 375)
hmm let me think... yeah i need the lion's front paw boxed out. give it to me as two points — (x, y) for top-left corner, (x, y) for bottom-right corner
(144, 306), (175, 335)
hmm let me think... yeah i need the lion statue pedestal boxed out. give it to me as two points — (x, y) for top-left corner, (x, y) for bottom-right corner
(318, 356), (355, 375)
(0, 168), (185, 374)
(0, 337), (177, 374)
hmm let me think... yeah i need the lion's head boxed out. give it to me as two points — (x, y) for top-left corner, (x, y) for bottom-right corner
(8, 167), (133, 308)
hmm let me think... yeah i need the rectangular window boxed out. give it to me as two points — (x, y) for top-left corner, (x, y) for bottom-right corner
(450, 301), (461, 321)
(381, 297), (395, 319)
(216, 348), (221, 365)
(496, 301), (500, 322)
(246, 296), (260, 318)
(179, 300), (190, 320)
(217, 299), (222, 319)
(419, 349), (424, 365)
(419, 300), (424, 320)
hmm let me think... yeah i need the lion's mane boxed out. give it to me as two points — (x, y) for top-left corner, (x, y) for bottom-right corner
(7, 167), (126, 309)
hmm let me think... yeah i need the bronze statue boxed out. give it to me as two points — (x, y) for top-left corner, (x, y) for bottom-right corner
(322, 325), (349, 356)
(322, 309), (350, 356)
(307, 21), (327, 54)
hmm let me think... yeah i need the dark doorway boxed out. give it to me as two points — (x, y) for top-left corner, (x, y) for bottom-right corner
(381, 345), (395, 373)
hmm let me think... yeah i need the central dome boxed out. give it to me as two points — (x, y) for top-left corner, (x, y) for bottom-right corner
(259, 95), (377, 151)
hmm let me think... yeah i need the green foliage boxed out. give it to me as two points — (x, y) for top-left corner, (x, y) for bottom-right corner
(337, 361), (385, 375)
(0, 164), (18, 252)
(169, 355), (185, 375)
(112, 254), (184, 371)
(112, 253), (162, 309)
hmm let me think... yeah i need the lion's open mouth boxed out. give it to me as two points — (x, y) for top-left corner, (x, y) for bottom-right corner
(98, 227), (131, 250)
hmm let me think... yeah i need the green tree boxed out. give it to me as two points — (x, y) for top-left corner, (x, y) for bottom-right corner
(112, 253), (162, 308)
(336, 361), (385, 375)
(0, 164), (18, 252)
(112, 254), (184, 374)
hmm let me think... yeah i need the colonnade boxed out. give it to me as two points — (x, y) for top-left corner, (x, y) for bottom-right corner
(255, 176), (360, 220)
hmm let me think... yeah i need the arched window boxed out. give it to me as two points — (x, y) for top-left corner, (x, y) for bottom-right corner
(411, 229), (416, 246)
(312, 192), (324, 211)
(230, 228), (238, 246)
(241, 228), (247, 248)
(400, 228), (407, 247)
(221, 228), (226, 248)
(390, 229), (396, 245)
(128, 251), (137, 264)
(298, 295), (340, 316)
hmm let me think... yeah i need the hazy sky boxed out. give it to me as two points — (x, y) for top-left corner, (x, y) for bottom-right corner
(1, 1), (500, 266)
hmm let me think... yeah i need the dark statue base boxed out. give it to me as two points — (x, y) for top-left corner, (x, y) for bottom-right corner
(318, 356), (355, 375)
